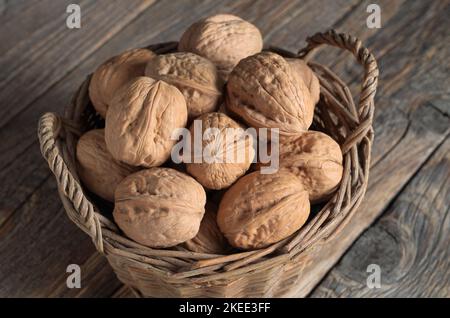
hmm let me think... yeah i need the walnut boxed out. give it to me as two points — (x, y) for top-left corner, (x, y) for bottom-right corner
(217, 170), (310, 249)
(260, 131), (343, 203)
(286, 58), (321, 105)
(226, 52), (315, 137)
(178, 14), (263, 77)
(113, 168), (206, 248)
(89, 48), (156, 118)
(183, 201), (231, 254)
(105, 77), (187, 167)
(145, 52), (223, 119)
(76, 129), (135, 202)
(185, 112), (255, 190)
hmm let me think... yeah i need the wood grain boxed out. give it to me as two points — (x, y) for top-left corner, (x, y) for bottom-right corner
(0, 0), (69, 55)
(312, 137), (450, 297)
(0, 0), (448, 298)
(0, 0), (155, 129)
(112, 285), (136, 298)
(0, 176), (109, 297)
(337, 0), (449, 97)
(305, 0), (450, 297)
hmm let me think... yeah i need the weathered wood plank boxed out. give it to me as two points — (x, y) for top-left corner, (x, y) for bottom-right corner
(0, 0), (68, 55)
(303, 0), (450, 297)
(0, 144), (51, 227)
(0, 0), (155, 130)
(329, 0), (449, 96)
(112, 285), (136, 298)
(0, 0), (34, 19)
(312, 0), (407, 68)
(0, 177), (102, 297)
(312, 136), (450, 297)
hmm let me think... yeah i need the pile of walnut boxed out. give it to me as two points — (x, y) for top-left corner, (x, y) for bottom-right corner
(76, 14), (343, 252)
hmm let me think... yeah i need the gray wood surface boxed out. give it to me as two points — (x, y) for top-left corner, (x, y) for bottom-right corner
(0, 0), (154, 128)
(294, 0), (450, 297)
(312, 137), (450, 297)
(0, 0), (448, 298)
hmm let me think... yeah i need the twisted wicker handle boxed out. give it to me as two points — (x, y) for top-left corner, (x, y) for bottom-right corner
(38, 112), (104, 253)
(298, 29), (378, 151)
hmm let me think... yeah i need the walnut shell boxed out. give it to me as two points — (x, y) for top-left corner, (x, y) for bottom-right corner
(287, 58), (321, 105)
(226, 52), (315, 137)
(145, 52), (223, 120)
(262, 131), (343, 203)
(183, 201), (230, 254)
(185, 112), (255, 190)
(217, 170), (310, 249)
(105, 77), (187, 167)
(113, 168), (206, 248)
(89, 49), (156, 118)
(76, 129), (135, 202)
(178, 14), (263, 76)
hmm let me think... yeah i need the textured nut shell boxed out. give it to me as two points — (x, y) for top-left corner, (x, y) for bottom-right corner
(113, 168), (206, 248)
(226, 52), (315, 137)
(217, 170), (310, 249)
(105, 77), (187, 167)
(89, 49), (156, 118)
(287, 58), (321, 105)
(268, 131), (343, 203)
(178, 14), (263, 73)
(186, 112), (255, 190)
(76, 129), (135, 202)
(183, 201), (230, 254)
(145, 52), (223, 119)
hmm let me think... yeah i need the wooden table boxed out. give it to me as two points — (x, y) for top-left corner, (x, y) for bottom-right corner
(0, 0), (448, 298)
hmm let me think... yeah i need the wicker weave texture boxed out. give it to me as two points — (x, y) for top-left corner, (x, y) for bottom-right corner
(38, 30), (378, 298)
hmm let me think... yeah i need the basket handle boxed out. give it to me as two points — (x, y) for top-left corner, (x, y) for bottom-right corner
(298, 29), (379, 151)
(38, 112), (104, 253)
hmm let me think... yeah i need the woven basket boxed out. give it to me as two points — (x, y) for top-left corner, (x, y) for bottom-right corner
(38, 30), (378, 298)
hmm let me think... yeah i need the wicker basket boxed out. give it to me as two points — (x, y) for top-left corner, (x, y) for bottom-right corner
(38, 30), (378, 298)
